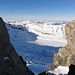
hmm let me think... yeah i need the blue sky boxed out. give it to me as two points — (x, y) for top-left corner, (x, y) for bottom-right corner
(0, 0), (75, 21)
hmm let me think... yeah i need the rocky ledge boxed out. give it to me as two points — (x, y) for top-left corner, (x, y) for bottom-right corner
(0, 17), (34, 75)
(46, 20), (75, 74)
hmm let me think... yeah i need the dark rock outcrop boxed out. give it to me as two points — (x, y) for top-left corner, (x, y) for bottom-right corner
(68, 64), (75, 75)
(46, 20), (75, 74)
(38, 71), (55, 75)
(38, 71), (47, 75)
(0, 17), (34, 75)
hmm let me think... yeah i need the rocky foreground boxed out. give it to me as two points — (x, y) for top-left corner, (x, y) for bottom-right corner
(46, 20), (75, 74)
(0, 17), (34, 75)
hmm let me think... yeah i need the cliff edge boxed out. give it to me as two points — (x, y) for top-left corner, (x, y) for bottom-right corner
(0, 17), (34, 75)
(46, 20), (75, 74)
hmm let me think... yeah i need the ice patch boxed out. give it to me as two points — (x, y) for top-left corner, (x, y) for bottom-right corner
(4, 57), (9, 61)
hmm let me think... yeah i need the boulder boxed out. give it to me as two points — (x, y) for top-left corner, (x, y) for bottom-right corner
(0, 17), (34, 75)
(68, 64), (75, 75)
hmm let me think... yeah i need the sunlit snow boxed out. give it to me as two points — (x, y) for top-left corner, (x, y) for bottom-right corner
(48, 66), (69, 75)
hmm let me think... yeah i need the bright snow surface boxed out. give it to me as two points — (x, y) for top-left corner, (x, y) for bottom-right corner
(48, 66), (69, 75)
(5, 20), (67, 75)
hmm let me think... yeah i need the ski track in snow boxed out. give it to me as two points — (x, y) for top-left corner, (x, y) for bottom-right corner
(5, 20), (67, 75)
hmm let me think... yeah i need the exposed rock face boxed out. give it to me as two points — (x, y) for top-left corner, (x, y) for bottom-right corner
(68, 64), (75, 75)
(0, 17), (34, 75)
(46, 20), (75, 74)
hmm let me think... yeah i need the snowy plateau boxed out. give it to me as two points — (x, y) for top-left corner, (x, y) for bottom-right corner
(4, 20), (68, 75)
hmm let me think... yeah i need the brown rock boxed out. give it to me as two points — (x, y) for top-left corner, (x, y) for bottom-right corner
(46, 20), (75, 74)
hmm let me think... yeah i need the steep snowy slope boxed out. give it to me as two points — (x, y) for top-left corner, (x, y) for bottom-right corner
(5, 20), (67, 75)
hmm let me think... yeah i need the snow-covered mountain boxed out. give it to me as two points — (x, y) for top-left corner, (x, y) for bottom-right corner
(5, 20), (67, 75)
(5, 20), (67, 46)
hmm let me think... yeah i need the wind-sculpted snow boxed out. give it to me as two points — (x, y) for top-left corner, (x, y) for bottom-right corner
(5, 20), (67, 75)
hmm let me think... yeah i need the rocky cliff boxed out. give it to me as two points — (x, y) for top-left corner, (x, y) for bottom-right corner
(46, 20), (75, 74)
(0, 17), (34, 75)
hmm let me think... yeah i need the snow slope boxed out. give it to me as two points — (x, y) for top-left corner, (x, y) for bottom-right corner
(48, 66), (69, 75)
(5, 20), (67, 75)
